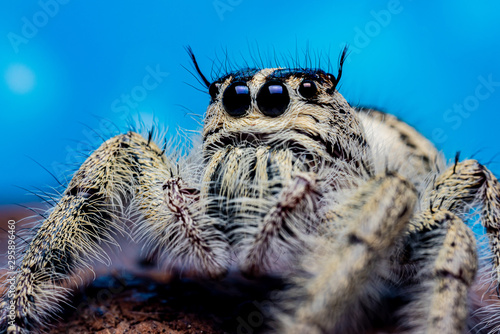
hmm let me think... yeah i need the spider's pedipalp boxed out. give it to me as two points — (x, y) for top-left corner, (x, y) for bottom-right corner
(239, 172), (320, 277)
(134, 173), (230, 279)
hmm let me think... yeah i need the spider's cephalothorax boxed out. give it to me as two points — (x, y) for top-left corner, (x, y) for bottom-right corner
(2, 49), (500, 334)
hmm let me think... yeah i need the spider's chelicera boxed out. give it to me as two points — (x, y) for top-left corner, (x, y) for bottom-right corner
(2, 49), (500, 334)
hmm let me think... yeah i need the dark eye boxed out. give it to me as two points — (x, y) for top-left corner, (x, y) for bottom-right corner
(257, 81), (290, 117)
(222, 82), (251, 117)
(209, 82), (220, 101)
(298, 80), (318, 99)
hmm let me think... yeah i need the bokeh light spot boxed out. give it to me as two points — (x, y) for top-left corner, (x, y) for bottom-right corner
(5, 64), (36, 94)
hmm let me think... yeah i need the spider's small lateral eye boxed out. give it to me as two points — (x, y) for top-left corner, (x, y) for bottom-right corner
(327, 73), (336, 82)
(222, 82), (251, 117)
(257, 81), (290, 117)
(298, 80), (318, 99)
(209, 82), (220, 101)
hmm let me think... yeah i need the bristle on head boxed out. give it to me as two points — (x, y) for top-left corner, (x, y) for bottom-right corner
(186, 46), (211, 88)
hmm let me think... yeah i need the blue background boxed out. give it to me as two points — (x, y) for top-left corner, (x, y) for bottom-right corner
(1, 0), (499, 204)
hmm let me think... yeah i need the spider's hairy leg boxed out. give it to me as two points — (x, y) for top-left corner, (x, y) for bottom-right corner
(0, 132), (165, 333)
(402, 211), (477, 334)
(0, 132), (146, 333)
(424, 159), (500, 287)
(275, 172), (417, 334)
(0, 132), (226, 333)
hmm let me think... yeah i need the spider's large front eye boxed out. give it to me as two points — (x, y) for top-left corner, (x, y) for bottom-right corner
(298, 80), (318, 99)
(209, 82), (220, 101)
(257, 81), (290, 117)
(222, 82), (251, 117)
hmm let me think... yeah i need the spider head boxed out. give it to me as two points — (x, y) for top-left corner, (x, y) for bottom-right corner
(201, 67), (371, 173)
(185, 47), (372, 203)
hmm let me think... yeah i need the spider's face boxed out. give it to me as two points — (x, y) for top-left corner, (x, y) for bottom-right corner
(202, 68), (371, 182)
(199, 67), (374, 271)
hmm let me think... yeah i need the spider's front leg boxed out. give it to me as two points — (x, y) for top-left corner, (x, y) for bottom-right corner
(275, 172), (417, 334)
(401, 210), (477, 334)
(399, 158), (500, 333)
(422, 159), (500, 286)
(0, 132), (229, 334)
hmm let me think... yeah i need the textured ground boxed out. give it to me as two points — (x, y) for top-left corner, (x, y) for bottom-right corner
(49, 272), (278, 334)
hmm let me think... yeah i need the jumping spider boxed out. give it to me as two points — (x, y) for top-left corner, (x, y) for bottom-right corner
(2, 48), (500, 334)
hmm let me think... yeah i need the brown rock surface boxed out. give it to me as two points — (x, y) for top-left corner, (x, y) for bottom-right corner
(48, 272), (278, 334)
